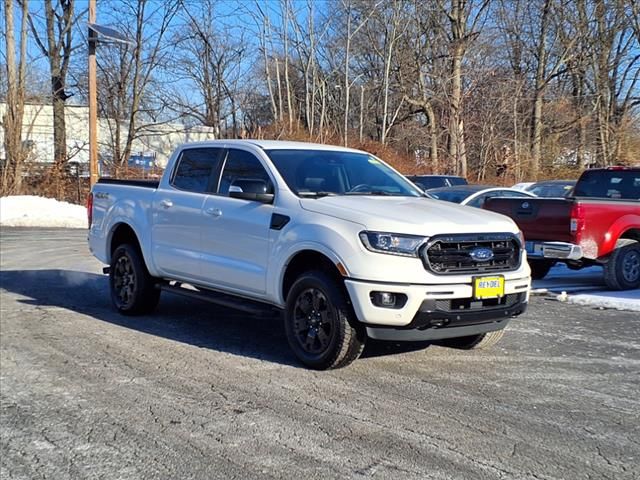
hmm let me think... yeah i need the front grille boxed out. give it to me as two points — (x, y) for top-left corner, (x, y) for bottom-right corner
(422, 233), (521, 274)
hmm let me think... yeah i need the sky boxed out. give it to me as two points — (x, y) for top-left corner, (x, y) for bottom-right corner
(1, 0), (315, 105)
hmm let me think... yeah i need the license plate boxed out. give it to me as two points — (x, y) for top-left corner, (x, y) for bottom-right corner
(473, 276), (505, 299)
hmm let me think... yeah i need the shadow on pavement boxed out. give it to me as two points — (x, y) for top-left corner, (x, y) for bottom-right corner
(0, 269), (433, 367)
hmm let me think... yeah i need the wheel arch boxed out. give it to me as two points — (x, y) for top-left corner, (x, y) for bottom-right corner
(109, 222), (140, 254)
(601, 215), (640, 256)
(619, 227), (640, 243)
(281, 249), (346, 304)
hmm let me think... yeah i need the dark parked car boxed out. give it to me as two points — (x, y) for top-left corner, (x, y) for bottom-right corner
(527, 180), (576, 198)
(407, 175), (467, 190)
(426, 185), (535, 208)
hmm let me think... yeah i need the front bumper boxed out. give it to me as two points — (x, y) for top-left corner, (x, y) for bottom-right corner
(366, 317), (516, 342)
(344, 276), (530, 328)
(525, 241), (583, 260)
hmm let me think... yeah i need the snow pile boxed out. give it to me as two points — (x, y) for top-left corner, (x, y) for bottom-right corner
(532, 263), (640, 312)
(0, 195), (87, 229)
(568, 290), (640, 312)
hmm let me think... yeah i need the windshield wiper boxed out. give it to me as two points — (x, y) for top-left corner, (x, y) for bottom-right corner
(298, 191), (337, 198)
(344, 190), (394, 196)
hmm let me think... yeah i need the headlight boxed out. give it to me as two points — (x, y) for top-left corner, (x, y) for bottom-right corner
(359, 231), (428, 257)
(517, 230), (525, 247)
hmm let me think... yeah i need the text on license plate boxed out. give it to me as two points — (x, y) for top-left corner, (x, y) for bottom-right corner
(473, 276), (505, 299)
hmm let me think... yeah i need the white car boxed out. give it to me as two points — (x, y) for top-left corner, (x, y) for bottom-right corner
(426, 185), (536, 208)
(88, 140), (531, 369)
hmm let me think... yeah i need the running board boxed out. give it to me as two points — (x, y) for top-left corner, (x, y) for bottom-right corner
(158, 283), (277, 316)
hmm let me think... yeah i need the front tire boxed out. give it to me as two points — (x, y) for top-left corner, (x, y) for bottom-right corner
(441, 330), (505, 350)
(284, 271), (365, 370)
(604, 241), (640, 290)
(110, 243), (160, 315)
(529, 259), (555, 280)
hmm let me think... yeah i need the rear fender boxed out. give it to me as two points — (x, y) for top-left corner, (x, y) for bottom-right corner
(104, 200), (157, 276)
(598, 215), (640, 258)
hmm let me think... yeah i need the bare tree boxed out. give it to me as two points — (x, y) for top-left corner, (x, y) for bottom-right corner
(97, 0), (179, 171)
(439, 0), (489, 177)
(2, 0), (29, 194)
(27, 0), (77, 186)
(400, 1), (443, 172)
(340, 0), (379, 146)
(170, 0), (246, 137)
(590, 0), (639, 165)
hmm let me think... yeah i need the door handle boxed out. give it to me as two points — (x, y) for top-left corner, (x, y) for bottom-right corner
(160, 199), (173, 209)
(205, 207), (222, 217)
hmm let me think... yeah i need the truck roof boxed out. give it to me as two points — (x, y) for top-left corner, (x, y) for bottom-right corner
(176, 139), (365, 154)
(588, 166), (640, 172)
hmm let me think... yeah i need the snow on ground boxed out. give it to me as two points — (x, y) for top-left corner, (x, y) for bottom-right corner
(532, 263), (639, 312)
(567, 290), (640, 312)
(0, 196), (87, 229)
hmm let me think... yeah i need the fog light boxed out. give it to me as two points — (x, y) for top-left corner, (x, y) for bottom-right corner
(380, 292), (396, 306)
(371, 291), (407, 309)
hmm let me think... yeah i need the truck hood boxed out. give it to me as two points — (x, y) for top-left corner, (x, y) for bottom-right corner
(300, 196), (518, 235)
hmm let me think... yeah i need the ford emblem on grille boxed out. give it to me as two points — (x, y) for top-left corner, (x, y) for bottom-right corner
(469, 247), (494, 262)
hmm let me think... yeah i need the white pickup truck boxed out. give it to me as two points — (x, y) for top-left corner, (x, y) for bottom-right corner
(88, 140), (531, 369)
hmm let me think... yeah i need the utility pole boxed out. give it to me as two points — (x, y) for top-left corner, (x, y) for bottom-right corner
(88, 0), (98, 187)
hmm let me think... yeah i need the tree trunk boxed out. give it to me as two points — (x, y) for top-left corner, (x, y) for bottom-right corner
(275, 58), (284, 123)
(359, 85), (365, 143)
(344, 12), (351, 147)
(260, 16), (278, 122)
(449, 44), (466, 176)
(282, 0), (294, 131)
(530, 0), (551, 179)
(425, 103), (438, 174)
(2, 0), (29, 194)
(42, 0), (75, 194)
(448, 0), (468, 177)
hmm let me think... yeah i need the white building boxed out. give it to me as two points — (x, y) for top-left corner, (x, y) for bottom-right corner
(0, 103), (216, 171)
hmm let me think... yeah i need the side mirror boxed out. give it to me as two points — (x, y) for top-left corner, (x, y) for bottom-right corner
(229, 179), (274, 204)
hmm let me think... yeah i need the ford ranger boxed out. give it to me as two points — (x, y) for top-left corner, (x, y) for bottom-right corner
(88, 140), (531, 369)
(484, 167), (640, 290)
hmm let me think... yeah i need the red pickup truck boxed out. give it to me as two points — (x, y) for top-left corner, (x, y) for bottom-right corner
(484, 167), (640, 290)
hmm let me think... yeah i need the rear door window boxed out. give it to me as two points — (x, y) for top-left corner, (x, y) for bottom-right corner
(171, 148), (224, 193)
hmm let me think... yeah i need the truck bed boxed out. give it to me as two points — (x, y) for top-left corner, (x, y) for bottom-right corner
(483, 197), (574, 242)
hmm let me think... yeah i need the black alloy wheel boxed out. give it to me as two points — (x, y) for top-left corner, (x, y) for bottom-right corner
(604, 241), (640, 290)
(284, 271), (365, 369)
(292, 288), (335, 355)
(113, 253), (136, 309)
(109, 243), (160, 315)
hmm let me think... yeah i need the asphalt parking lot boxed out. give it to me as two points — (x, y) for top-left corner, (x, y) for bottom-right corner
(1, 228), (639, 479)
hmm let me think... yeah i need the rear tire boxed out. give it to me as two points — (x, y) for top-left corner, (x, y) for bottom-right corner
(110, 243), (160, 315)
(441, 330), (505, 350)
(284, 271), (365, 369)
(528, 259), (555, 280)
(604, 240), (640, 291)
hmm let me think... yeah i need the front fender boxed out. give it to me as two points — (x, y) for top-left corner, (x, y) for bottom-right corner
(268, 219), (365, 305)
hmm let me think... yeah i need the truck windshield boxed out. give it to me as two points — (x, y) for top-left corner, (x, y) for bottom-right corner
(573, 170), (640, 200)
(265, 149), (422, 197)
